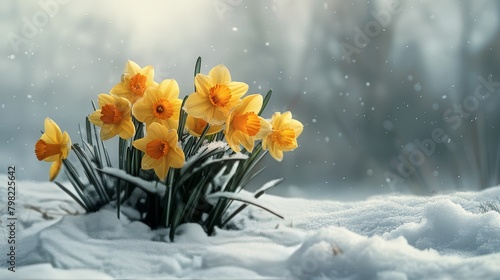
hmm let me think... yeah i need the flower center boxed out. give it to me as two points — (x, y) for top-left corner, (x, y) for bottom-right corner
(208, 84), (231, 107)
(146, 139), (170, 160)
(152, 98), (174, 120)
(35, 139), (62, 160)
(270, 128), (295, 147)
(100, 104), (123, 124)
(232, 112), (261, 136)
(129, 73), (147, 96)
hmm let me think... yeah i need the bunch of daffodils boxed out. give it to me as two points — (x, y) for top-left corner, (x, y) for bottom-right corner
(35, 58), (302, 241)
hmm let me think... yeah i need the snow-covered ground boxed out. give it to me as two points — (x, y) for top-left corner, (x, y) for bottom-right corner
(1, 175), (500, 279)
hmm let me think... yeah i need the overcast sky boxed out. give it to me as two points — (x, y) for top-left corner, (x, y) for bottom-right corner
(2, 0), (500, 198)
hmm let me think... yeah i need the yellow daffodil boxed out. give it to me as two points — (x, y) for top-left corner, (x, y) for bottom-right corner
(88, 94), (135, 141)
(132, 79), (182, 130)
(225, 94), (271, 153)
(110, 60), (158, 104)
(262, 111), (303, 161)
(185, 115), (224, 137)
(35, 118), (71, 181)
(133, 123), (185, 180)
(184, 64), (248, 125)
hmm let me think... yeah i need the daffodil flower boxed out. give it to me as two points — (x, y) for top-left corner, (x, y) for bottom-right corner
(185, 115), (224, 137)
(133, 122), (185, 180)
(184, 64), (248, 125)
(225, 94), (271, 153)
(132, 79), (182, 130)
(262, 111), (303, 161)
(88, 94), (135, 141)
(35, 118), (72, 181)
(110, 60), (158, 104)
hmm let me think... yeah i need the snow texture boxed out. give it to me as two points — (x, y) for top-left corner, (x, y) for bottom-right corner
(1, 175), (500, 279)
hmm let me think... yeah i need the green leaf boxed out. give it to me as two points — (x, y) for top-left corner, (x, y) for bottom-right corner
(239, 149), (269, 189)
(85, 115), (93, 146)
(116, 180), (121, 219)
(192, 56), (202, 99)
(72, 143), (109, 204)
(253, 178), (284, 198)
(78, 123), (85, 147)
(177, 96), (189, 140)
(97, 167), (165, 197)
(169, 202), (185, 242)
(164, 168), (175, 227)
(227, 144), (266, 193)
(258, 89), (272, 116)
(119, 138), (126, 170)
(188, 124), (210, 156)
(194, 57), (202, 76)
(54, 181), (89, 212)
(205, 199), (227, 235)
(206, 191), (284, 220)
(221, 178), (284, 227)
(240, 166), (266, 189)
(62, 159), (97, 212)
(177, 156), (247, 190)
(92, 120), (103, 167)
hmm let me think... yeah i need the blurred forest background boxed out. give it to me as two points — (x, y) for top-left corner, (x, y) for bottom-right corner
(1, 0), (500, 199)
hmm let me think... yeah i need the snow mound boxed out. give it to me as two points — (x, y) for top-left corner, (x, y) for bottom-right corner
(1, 175), (500, 279)
(385, 199), (500, 256)
(287, 226), (500, 280)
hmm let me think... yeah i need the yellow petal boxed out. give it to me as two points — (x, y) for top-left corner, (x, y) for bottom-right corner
(42, 154), (60, 162)
(141, 65), (155, 84)
(88, 110), (104, 126)
(43, 118), (62, 144)
(290, 119), (304, 137)
(154, 159), (170, 180)
(132, 96), (153, 123)
(116, 95), (132, 112)
(99, 125), (117, 141)
(274, 112), (293, 130)
(49, 159), (62, 181)
(148, 122), (170, 140)
(61, 132), (71, 159)
(194, 74), (212, 96)
(268, 142), (284, 162)
(118, 119), (135, 139)
(262, 136), (268, 150)
(206, 107), (228, 125)
(184, 93), (214, 119)
(165, 128), (179, 144)
(237, 94), (262, 114)
(256, 118), (272, 139)
(142, 154), (161, 170)
(227, 81), (249, 101)
(168, 146), (185, 168)
(124, 60), (141, 76)
(186, 116), (223, 137)
(271, 111), (303, 141)
(110, 83), (130, 96)
(208, 64), (231, 84)
(225, 130), (241, 153)
(239, 133), (255, 152)
(97, 94), (117, 107)
(170, 99), (182, 120)
(158, 79), (180, 100)
(132, 137), (149, 153)
(161, 118), (179, 131)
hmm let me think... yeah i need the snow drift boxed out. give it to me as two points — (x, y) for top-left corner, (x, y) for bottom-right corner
(1, 175), (500, 279)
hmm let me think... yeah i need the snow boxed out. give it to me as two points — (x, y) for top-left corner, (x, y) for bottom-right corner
(1, 174), (500, 279)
